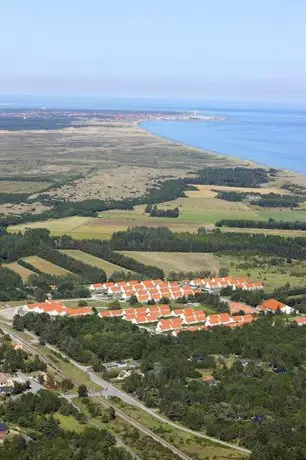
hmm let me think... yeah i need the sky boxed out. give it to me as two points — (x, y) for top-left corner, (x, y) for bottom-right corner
(0, 0), (306, 101)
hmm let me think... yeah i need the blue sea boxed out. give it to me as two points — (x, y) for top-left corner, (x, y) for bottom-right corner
(1, 95), (306, 173)
(142, 106), (306, 174)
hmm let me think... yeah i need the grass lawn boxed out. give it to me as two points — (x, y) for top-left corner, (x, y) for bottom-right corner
(22, 255), (72, 276)
(119, 251), (219, 275)
(3, 262), (34, 281)
(59, 249), (130, 277)
(55, 413), (85, 432)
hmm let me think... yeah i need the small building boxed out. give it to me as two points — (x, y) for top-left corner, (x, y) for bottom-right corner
(202, 375), (218, 386)
(295, 317), (306, 326)
(257, 298), (294, 315)
(0, 422), (9, 438)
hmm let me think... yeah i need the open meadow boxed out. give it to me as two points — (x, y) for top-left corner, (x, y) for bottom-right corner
(119, 251), (219, 275)
(60, 249), (130, 277)
(2, 262), (34, 281)
(22, 255), (72, 276)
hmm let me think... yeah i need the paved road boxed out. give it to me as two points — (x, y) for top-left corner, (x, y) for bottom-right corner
(46, 342), (251, 455)
(0, 321), (187, 460)
(1, 320), (251, 456)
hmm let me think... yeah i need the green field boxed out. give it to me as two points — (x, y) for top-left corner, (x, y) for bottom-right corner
(3, 262), (34, 281)
(22, 255), (72, 276)
(55, 413), (84, 432)
(60, 249), (130, 277)
(7, 183), (306, 240)
(119, 251), (219, 275)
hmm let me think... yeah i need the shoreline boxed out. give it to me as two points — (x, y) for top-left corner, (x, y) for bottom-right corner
(137, 120), (274, 172)
(137, 119), (302, 178)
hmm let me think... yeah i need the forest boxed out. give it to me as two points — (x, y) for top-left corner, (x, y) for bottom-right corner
(185, 167), (273, 187)
(110, 226), (306, 260)
(0, 389), (130, 460)
(37, 247), (107, 284)
(216, 218), (306, 230)
(215, 190), (301, 207)
(13, 313), (306, 460)
(145, 204), (180, 218)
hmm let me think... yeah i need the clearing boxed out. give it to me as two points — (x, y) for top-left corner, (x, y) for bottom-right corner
(3, 262), (34, 281)
(119, 251), (219, 275)
(60, 249), (130, 277)
(22, 255), (72, 276)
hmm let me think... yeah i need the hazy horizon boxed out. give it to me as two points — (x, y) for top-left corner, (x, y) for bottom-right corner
(1, 0), (305, 102)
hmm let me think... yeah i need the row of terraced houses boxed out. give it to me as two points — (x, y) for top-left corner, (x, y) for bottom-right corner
(19, 297), (301, 336)
(89, 276), (264, 303)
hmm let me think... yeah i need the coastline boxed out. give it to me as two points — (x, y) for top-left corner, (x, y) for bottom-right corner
(137, 119), (303, 180)
(137, 120), (273, 171)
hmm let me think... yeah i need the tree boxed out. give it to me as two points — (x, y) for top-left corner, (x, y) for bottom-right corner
(78, 300), (88, 307)
(108, 406), (116, 420)
(35, 288), (46, 302)
(129, 295), (138, 305)
(219, 267), (229, 277)
(61, 378), (73, 391)
(78, 384), (88, 398)
(38, 373), (45, 386)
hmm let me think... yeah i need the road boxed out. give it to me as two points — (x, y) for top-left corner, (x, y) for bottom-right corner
(32, 333), (251, 456)
(0, 321), (190, 460)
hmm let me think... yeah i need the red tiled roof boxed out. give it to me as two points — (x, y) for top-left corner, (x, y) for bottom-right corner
(65, 307), (92, 317)
(296, 317), (306, 325)
(258, 298), (285, 311)
(100, 310), (123, 318)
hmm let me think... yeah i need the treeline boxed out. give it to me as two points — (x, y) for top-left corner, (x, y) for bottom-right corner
(0, 228), (52, 263)
(18, 259), (43, 275)
(216, 218), (306, 230)
(70, 238), (164, 280)
(0, 267), (27, 301)
(145, 204), (180, 218)
(251, 193), (301, 208)
(185, 167), (272, 187)
(215, 190), (302, 208)
(110, 226), (306, 260)
(14, 314), (306, 459)
(167, 269), (217, 281)
(144, 179), (194, 204)
(215, 190), (253, 202)
(37, 247), (107, 283)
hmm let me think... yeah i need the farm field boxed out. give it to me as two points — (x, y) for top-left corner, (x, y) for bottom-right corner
(60, 249), (130, 277)
(7, 181), (306, 239)
(2, 262), (34, 281)
(22, 255), (72, 276)
(0, 180), (50, 193)
(119, 251), (219, 275)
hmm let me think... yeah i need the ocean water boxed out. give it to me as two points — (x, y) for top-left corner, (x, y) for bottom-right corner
(142, 107), (306, 174)
(1, 95), (306, 173)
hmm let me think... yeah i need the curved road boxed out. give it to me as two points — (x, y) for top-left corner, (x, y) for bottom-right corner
(1, 320), (250, 456)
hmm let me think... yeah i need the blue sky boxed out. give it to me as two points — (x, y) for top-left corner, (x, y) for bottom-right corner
(1, 0), (305, 101)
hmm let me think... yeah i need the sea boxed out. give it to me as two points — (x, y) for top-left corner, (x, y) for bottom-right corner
(141, 104), (306, 174)
(1, 95), (306, 174)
